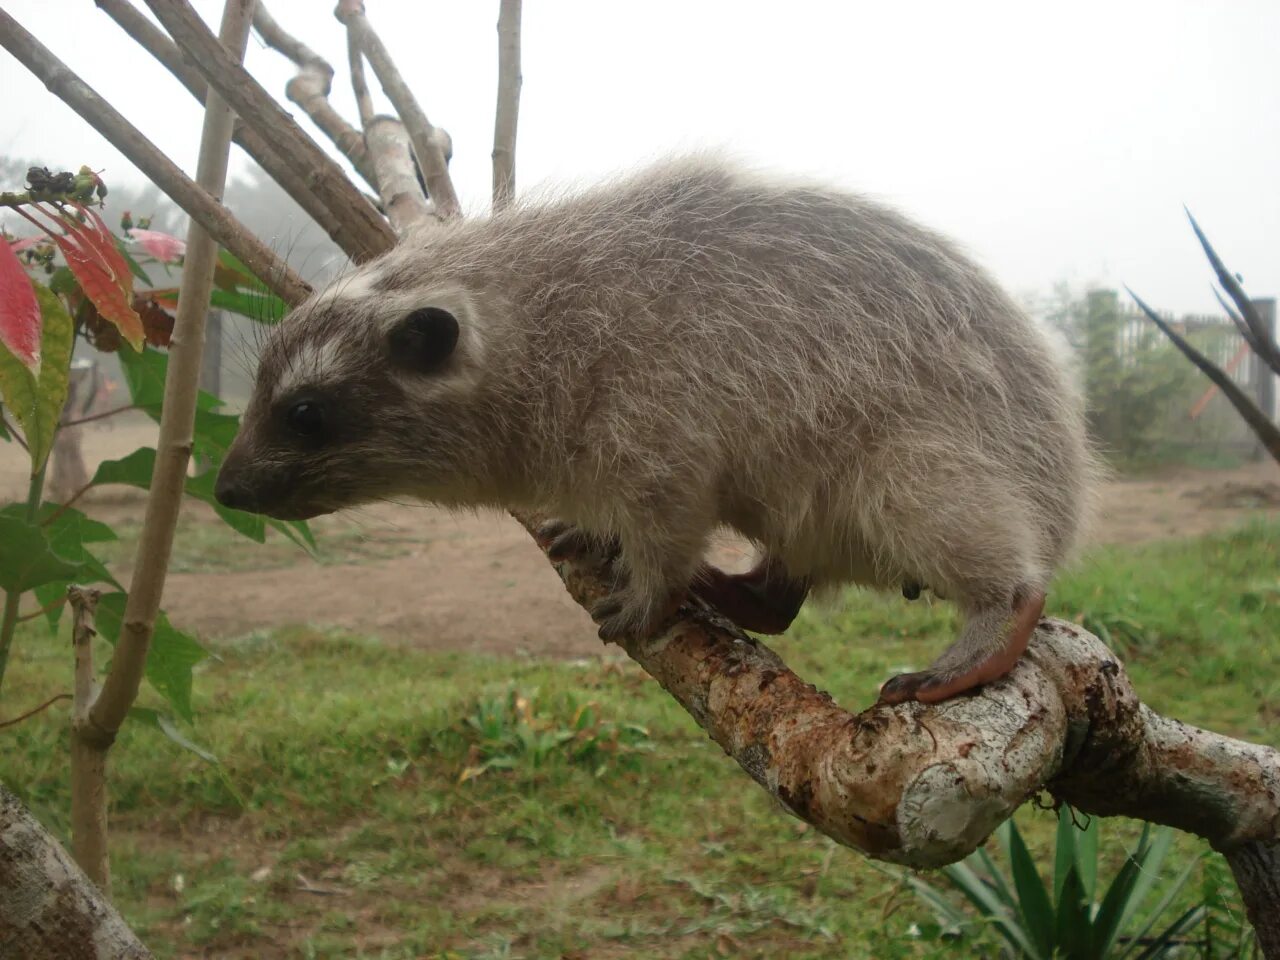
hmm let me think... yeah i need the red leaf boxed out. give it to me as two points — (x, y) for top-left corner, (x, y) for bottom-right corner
(0, 237), (41, 372)
(50, 205), (144, 351)
(128, 228), (186, 263)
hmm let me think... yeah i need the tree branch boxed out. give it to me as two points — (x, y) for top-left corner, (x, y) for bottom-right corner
(491, 0), (522, 211)
(346, 23), (375, 127)
(0, 7), (312, 306)
(95, 0), (383, 264)
(141, 0), (396, 263)
(0, 782), (153, 959)
(335, 0), (461, 219)
(516, 511), (1280, 872)
(1127, 287), (1280, 464)
(251, 1), (379, 191)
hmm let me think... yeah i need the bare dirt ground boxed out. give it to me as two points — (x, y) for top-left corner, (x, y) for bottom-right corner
(4, 419), (1279, 658)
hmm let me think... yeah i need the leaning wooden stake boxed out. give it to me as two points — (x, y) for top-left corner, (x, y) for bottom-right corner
(491, 0), (522, 210)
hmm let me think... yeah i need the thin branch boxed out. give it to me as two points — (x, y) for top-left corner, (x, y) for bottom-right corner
(1, 410), (29, 451)
(346, 26), (375, 127)
(363, 116), (431, 233)
(68, 585), (108, 893)
(1127, 286), (1280, 464)
(41, 479), (94, 523)
(252, 1), (379, 190)
(95, 0), (383, 262)
(1186, 207), (1280, 376)
(16, 596), (67, 623)
(0, 692), (71, 728)
(492, 0), (522, 211)
(90, 0), (252, 740)
(141, 0), (396, 264)
(0, 8), (312, 306)
(61, 402), (137, 428)
(336, 0), (461, 219)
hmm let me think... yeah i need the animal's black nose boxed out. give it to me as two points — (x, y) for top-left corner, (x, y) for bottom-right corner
(213, 471), (253, 511)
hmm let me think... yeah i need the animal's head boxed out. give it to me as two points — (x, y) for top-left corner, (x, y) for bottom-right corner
(215, 272), (489, 520)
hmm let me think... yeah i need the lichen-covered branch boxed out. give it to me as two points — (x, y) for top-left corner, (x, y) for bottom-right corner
(491, 0), (522, 211)
(0, 7), (311, 306)
(336, 0), (461, 219)
(95, 0), (382, 264)
(0, 782), (152, 959)
(252, 1), (379, 191)
(515, 513), (1280, 873)
(142, 0), (395, 262)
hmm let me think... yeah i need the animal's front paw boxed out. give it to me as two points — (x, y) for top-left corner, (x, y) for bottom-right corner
(535, 519), (619, 567)
(589, 588), (682, 643)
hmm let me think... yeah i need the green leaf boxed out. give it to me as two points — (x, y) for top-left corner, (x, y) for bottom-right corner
(210, 287), (285, 323)
(95, 592), (208, 723)
(128, 706), (218, 763)
(1116, 825), (1175, 947)
(91, 445), (157, 488)
(1132, 905), (1206, 960)
(1075, 808), (1099, 903)
(1006, 817), (1056, 959)
(1054, 805), (1076, 906)
(940, 860), (1041, 959)
(1119, 845), (1202, 959)
(4, 502), (120, 628)
(49, 265), (78, 297)
(0, 514), (84, 592)
(1053, 866), (1093, 958)
(1091, 853), (1143, 956)
(26, 283), (74, 470)
(117, 345), (223, 423)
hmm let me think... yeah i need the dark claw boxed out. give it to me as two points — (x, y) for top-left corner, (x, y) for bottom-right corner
(902, 581), (922, 601)
(877, 670), (932, 705)
(535, 519), (570, 544)
(547, 528), (596, 562)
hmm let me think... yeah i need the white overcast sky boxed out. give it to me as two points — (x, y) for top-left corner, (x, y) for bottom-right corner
(2, 1), (1277, 314)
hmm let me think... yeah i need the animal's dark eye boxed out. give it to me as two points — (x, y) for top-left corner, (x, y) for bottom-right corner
(286, 400), (325, 439)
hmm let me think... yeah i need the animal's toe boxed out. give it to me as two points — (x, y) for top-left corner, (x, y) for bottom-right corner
(877, 671), (932, 705)
(547, 528), (596, 562)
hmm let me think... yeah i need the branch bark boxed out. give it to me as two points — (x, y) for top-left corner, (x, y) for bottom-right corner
(95, 0), (383, 265)
(251, 1), (379, 191)
(491, 0), (522, 211)
(0, 782), (152, 959)
(89, 0), (253, 741)
(141, 0), (396, 263)
(335, 0), (461, 219)
(0, 7), (311, 306)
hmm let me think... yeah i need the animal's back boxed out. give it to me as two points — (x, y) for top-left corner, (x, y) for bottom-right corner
(386, 156), (1092, 589)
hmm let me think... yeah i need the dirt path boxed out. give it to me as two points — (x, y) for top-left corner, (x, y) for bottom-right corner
(4, 421), (1278, 657)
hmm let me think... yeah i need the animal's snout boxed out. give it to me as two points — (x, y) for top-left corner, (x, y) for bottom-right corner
(213, 467), (256, 512)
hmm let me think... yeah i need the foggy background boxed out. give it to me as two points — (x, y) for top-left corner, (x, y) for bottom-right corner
(1, 0), (1277, 315)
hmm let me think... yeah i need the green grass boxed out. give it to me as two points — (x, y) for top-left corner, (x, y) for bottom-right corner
(1, 520), (1277, 958)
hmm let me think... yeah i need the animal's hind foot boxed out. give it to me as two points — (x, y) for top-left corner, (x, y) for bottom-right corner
(692, 559), (809, 634)
(878, 591), (1046, 705)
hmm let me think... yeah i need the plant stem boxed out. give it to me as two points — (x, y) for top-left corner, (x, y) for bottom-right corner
(0, 464), (48, 697)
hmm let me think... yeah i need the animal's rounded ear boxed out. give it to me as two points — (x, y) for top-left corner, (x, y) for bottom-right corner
(388, 307), (459, 372)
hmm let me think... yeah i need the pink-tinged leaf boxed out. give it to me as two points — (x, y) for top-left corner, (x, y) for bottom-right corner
(128, 228), (186, 263)
(0, 237), (41, 373)
(8, 235), (44, 254)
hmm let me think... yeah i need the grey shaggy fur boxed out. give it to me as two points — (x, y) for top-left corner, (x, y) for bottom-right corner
(218, 156), (1097, 695)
